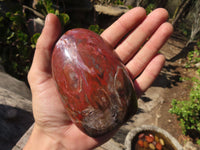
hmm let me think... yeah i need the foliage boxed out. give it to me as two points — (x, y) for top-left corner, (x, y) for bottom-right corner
(0, 0), (70, 81)
(177, 22), (190, 37)
(197, 68), (200, 75)
(127, 5), (133, 9)
(145, 3), (156, 14)
(169, 76), (200, 143)
(35, 0), (70, 27)
(88, 24), (104, 35)
(94, 0), (125, 5)
(169, 42), (200, 145)
(31, 33), (41, 49)
(112, 0), (125, 5)
(197, 139), (200, 145)
(185, 41), (200, 68)
(0, 9), (34, 80)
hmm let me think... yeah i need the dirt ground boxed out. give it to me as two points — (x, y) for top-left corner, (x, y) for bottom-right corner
(154, 33), (198, 146)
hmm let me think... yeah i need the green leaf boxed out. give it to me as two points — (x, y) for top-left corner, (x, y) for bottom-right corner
(31, 33), (41, 49)
(31, 33), (41, 45)
(170, 76), (200, 138)
(7, 32), (15, 40)
(17, 30), (28, 41)
(6, 12), (11, 18)
(89, 24), (104, 35)
(197, 139), (200, 146)
(58, 13), (70, 27)
(0, 16), (4, 22)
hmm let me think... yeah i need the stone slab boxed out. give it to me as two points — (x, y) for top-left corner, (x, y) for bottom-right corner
(0, 87), (33, 150)
(0, 72), (31, 100)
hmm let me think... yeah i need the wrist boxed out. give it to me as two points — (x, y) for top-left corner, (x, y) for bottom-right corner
(24, 124), (65, 150)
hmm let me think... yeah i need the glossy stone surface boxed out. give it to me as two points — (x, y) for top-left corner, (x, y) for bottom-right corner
(51, 28), (137, 137)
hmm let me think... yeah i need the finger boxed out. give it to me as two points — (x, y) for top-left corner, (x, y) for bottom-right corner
(126, 22), (173, 78)
(29, 14), (61, 83)
(115, 8), (169, 63)
(101, 7), (146, 48)
(134, 54), (165, 97)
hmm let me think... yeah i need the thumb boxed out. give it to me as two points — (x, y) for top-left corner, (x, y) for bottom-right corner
(28, 13), (62, 86)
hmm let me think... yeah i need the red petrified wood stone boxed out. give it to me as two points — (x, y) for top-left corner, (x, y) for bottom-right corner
(51, 28), (137, 137)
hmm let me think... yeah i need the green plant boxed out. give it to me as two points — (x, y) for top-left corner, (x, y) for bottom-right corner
(169, 77), (200, 144)
(113, 0), (124, 5)
(145, 3), (156, 14)
(35, 0), (70, 27)
(128, 5), (133, 9)
(0, 9), (33, 80)
(185, 44), (200, 68)
(94, 0), (124, 5)
(197, 139), (200, 145)
(31, 33), (41, 49)
(176, 22), (191, 37)
(0, 0), (70, 81)
(88, 24), (104, 35)
(197, 68), (200, 75)
(197, 41), (200, 48)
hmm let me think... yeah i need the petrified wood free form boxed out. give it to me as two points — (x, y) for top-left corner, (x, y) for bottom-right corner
(51, 28), (137, 137)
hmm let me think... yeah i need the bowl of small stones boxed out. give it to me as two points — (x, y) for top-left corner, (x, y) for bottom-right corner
(124, 125), (183, 150)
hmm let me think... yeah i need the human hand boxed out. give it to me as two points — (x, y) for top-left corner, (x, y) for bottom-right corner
(25, 7), (173, 150)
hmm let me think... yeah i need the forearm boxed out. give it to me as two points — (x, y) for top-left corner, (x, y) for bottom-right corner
(24, 125), (65, 150)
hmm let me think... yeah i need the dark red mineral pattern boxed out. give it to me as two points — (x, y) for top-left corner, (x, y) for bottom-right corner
(51, 28), (137, 137)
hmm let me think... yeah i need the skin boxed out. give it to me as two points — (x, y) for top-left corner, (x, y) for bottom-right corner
(24, 7), (173, 150)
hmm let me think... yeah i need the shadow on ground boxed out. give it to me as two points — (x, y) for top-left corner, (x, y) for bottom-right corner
(0, 105), (34, 150)
(152, 63), (182, 88)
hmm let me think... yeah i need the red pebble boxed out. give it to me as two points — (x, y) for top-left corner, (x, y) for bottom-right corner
(145, 135), (154, 143)
(137, 140), (144, 147)
(143, 141), (148, 148)
(156, 142), (162, 150)
(138, 133), (145, 139)
(149, 133), (155, 141)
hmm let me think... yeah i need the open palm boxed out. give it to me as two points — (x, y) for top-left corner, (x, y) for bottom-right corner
(26, 7), (173, 150)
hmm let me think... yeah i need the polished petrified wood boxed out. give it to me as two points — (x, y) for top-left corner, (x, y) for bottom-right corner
(51, 28), (137, 137)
